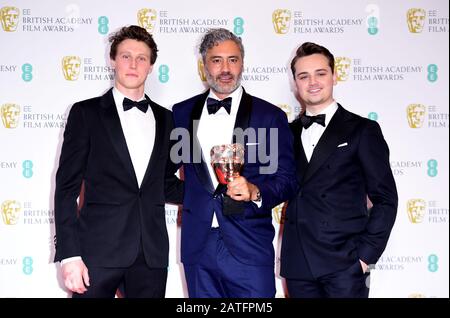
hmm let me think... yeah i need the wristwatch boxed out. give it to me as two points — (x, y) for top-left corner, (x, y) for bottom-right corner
(254, 190), (262, 202)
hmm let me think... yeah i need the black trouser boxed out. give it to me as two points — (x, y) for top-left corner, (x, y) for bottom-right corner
(73, 248), (167, 298)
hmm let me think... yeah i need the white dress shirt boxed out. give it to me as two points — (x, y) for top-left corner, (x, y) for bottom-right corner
(197, 87), (243, 227)
(301, 101), (338, 162)
(112, 88), (155, 187)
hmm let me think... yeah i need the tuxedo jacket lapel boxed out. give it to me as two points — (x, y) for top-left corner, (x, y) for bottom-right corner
(190, 91), (215, 194)
(140, 96), (163, 188)
(302, 104), (354, 184)
(99, 88), (138, 186)
(232, 88), (252, 136)
(290, 119), (308, 183)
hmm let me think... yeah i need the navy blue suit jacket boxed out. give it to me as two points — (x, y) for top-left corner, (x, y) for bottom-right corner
(172, 89), (297, 266)
(281, 105), (398, 279)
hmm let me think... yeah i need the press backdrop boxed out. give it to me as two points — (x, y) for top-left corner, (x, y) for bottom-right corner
(0, 0), (448, 297)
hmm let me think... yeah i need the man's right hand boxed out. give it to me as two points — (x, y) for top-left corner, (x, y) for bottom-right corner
(61, 259), (90, 294)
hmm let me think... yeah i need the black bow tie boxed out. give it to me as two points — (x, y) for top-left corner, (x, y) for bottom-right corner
(123, 97), (148, 113)
(207, 97), (232, 115)
(300, 113), (326, 129)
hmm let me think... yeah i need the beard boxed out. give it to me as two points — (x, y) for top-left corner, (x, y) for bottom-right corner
(205, 69), (243, 96)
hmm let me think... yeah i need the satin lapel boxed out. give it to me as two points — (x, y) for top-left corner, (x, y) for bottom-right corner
(191, 91), (215, 194)
(140, 97), (162, 187)
(290, 119), (308, 183)
(232, 88), (252, 137)
(99, 88), (138, 186)
(302, 105), (353, 184)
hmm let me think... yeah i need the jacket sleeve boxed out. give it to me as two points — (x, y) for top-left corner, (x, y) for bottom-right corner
(165, 139), (184, 205)
(357, 120), (398, 265)
(54, 103), (89, 262)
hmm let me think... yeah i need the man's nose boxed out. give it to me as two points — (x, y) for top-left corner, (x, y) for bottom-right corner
(309, 75), (318, 84)
(222, 61), (230, 72)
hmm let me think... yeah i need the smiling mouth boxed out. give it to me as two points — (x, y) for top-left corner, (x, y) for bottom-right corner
(308, 88), (321, 94)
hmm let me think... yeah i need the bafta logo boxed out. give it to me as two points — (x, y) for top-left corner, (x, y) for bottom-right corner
(272, 203), (285, 224)
(62, 56), (81, 81)
(198, 58), (206, 82)
(407, 199), (426, 224)
(272, 9), (291, 34)
(1, 103), (20, 128)
(335, 57), (351, 81)
(0, 6), (19, 32)
(1, 200), (21, 225)
(407, 8), (426, 33)
(277, 104), (293, 122)
(406, 104), (426, 128)
(137, 8), (157, 33)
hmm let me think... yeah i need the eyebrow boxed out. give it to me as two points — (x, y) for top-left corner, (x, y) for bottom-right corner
(209, 55), (240, 59)
(297, 68), (329, 75)
(118, 51), (149, 56)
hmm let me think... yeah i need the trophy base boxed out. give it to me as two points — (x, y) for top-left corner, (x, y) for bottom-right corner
(222, 195), (245, 216)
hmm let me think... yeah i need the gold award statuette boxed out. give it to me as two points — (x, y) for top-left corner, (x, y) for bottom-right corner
(210, 143), (245, 185)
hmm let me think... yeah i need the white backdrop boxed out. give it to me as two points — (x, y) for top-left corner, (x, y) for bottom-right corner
(0, 0), (448, 298)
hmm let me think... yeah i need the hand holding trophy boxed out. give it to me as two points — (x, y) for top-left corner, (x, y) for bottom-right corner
(211, 143), (247, 215)
(210, 143), (245, 185)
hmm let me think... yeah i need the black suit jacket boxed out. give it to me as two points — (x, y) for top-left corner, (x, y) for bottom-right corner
(281, 104), (398, 279)
(54, 88), (182, 268)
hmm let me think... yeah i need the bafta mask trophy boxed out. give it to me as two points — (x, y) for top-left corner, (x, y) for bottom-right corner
(210, 143), (245, 185)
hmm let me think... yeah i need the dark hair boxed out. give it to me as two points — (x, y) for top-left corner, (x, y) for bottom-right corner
(109, 25), (158, 64)
(199, 28), (244, 62)
(290, 42), (335, 78)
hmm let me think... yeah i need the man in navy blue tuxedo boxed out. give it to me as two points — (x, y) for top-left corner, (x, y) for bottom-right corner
(280, 42), (398, 298)
(172, 28), (297, 297)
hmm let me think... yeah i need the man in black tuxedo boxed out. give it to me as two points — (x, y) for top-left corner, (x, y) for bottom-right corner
(280, 42), (398, 298)
(54, 25), (183, 298)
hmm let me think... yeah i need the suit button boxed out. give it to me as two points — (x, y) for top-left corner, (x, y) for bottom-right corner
(298, 190), (303, 197)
